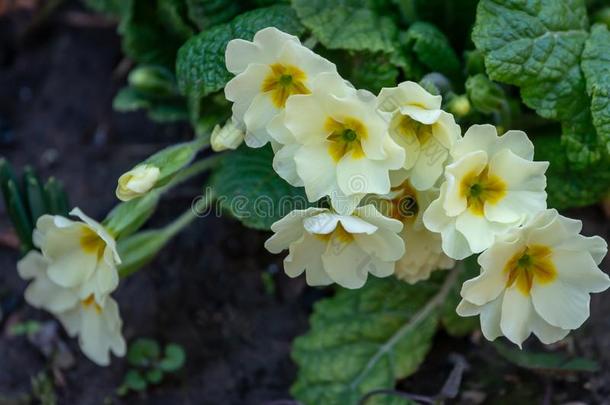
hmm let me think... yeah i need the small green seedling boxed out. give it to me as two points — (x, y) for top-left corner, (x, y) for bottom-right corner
(117, 338), (185, 396)
(9, 320), (42, 338)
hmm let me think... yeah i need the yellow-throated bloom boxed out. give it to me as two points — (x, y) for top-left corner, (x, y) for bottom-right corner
(378, 176), (454, 284)
(264, 205), (404, 289)
(116, 164), (160, 201)
(18, 251), (126, 365)
(377, 81), (461, 191)
(34, 208), (121, 304)
(224, 27), (336, 147)
(268, 72), (405, 214)
(456, 209), (609, 347)
(423, 124), (548, 259)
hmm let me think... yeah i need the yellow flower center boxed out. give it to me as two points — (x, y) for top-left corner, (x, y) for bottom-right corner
(261, 63), (310, 108)
(396, 115), (433, 146)
(81, 294), (103, 314)
(315, 223), (354, 244)
(325, 117), (368, 162)
(80, 227), (106, 260)
(504, 245), (557, 295)
(460, 167), (506, 216)
(388, 180), (419, 223)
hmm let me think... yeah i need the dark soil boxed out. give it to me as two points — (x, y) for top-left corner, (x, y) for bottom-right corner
(0, 3), (609, 405)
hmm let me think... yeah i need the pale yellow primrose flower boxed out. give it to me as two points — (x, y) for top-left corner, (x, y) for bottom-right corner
(18, 251), (126, 366)
(379, 177), (454, 284)
(456, 209), (610, 347)
(377, 81), (461, 191)
(33, 208), (121, 304)
(210, 119), (245, 151)
(265, 206), (404, 289)
(116, 164), (160, 202)
(224, 27), (337, 147)
(268, 72), (405, 214)
(423, 124), (549, 260)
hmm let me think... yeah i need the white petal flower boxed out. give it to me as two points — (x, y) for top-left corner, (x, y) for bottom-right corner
(17, 251), (126, 366)
(116, 164), (160, 201)
(456, 209), (610, 347)
(376, 177), (454, 284)
(268, 72), (405, 214)
(34, 208), (121, 304)
(377, 81), (461, 191)
(210, 119), (245, 152)
(264, 205), (404, 289)
(224, 27), (336, 147)
(423, 124), (549, 259)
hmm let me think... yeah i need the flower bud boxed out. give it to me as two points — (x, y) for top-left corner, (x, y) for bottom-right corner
(116, 164), (160, 202)
(211, 120), (245, 152)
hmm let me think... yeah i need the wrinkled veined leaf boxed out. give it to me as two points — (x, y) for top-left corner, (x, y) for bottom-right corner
(292, 270), (461, 405)
(402, 22), (460, 79)
(472, 0), (606, 169)
(211, 145), (308, 230)
(185, 0), (242, 30)
(292, 0), (397, 54)
(493, 341), (598, 372)
(176, 5), (304, 99)
(581, 24), (610, 158)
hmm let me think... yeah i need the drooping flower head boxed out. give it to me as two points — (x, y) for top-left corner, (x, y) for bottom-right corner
(264, 205), (404, 289)
(18, 251), (126, 365)
(377, 81), (461, 191)
(34, 208), (121, 304)
(377, 176), (454, 284)
(269, 72), (405, 214)
(456, 209), (609, 346)
(423, 124), (549, 259)
(224, 27), (337, 147)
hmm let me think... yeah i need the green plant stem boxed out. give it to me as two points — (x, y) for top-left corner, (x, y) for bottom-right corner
(165, 154), (223, 189)
(351, 265), (463, 391)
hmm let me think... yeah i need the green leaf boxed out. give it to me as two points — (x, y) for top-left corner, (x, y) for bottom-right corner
(211, 144), (308, 230)
(176, 5), (304, 98)
(291, 270), (461, 405)
(465, 74), (507, 115)
(472, 0), (606, 168)
(128, 65), (179, 97)
(440, 258), (480, 337)
(128, 338), (161, 367)
(402, 22), (460, 79)
(493, 341), (598, 372)
(43, 177), (69, 216)
(157, 0), (195, 40)
(292, 0), (397, 54)
(145, 368), (164, 384)
(581, 24), (610, 158)
(185, 0), (242, 30)
(123, 369), (148, 392)
(120, 0), (188, 67)
(159, 344), (186, 372)
(5, 180), (34, 252)
(348, 53), (400, 94)
(22, 167), (48, 223)
(533, 133), (610, 209)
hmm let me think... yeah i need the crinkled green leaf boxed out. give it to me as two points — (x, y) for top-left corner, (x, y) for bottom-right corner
(402, 22), (460, 79)
(185, 0), (242, 30)
(349, 53), (400, 94)
(581, 24), (610, 157)
(292, 0), (397, 53)
(292, 272), (460, 405)
(533, 134), (610, 209)
(176, 5), (304, 98)
(211, 144), (308, 230)
(473, 0), (605, 168)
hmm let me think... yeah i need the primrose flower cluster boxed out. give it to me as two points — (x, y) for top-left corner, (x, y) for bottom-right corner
(18, 210), (125, 365)
(221, 27), (610, 347)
